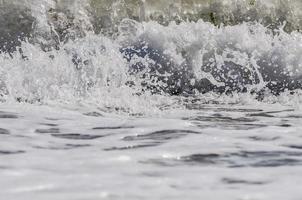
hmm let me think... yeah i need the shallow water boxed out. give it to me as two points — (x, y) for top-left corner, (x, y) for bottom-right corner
(1, 102), (302, 200)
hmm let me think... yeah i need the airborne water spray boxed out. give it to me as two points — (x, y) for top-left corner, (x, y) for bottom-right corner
(0, 0), (302, 108)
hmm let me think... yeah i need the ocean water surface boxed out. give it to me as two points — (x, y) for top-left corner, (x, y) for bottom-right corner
(1, 0), (302, 199)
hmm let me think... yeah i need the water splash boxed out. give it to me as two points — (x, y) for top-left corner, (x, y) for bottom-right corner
(0, 0), (302, 114)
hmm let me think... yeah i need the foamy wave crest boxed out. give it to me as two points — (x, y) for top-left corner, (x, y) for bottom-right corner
(0, 35), (125, 100)
(0, 0), (302, 113)
(119, 19), (302, 95)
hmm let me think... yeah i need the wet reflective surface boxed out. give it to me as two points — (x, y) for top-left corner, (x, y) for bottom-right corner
(1, 103), (302, 200)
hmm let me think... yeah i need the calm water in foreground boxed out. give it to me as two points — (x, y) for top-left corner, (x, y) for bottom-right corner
(1, 101), (302, 200)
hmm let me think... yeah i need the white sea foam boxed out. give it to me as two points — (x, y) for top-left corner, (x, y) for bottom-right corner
(0, 17), (301, 114)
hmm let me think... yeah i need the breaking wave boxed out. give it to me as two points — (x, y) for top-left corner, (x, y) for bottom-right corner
(0, 0), (302, 113)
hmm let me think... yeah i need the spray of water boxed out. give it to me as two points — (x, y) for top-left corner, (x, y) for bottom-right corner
(0, 0), (302, 114)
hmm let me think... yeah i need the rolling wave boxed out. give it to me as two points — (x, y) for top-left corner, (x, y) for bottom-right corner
(0, 0), (301, 110)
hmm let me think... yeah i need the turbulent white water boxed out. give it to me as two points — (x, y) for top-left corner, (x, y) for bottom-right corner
(1, 0), (302, 199)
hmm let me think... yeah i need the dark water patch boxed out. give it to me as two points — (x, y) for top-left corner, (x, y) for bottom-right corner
(104, 143), (159, 151)
(141, 153), (224, 167)
(226, 123), (267, 130)
(140, 159), (179, 167)
(0, 112), (18, 119)
(35, 128), (60, 134)
(266, 109), (295, 114)
(144, 151), (302, 168)
(249, 109), (295, 118)
(184, 104), (216, 110)
(222, 178), (267, 185)
(286, 115), (302, 119)
(13, 134), (32, 139)
(83, 112), (104, 117)
(214, 108), (264, 113)
(286, 145), (302, 150)
(278, 124), (292, 127)
(0, 150), (25, 155)
(0, 128), (10, 135)
(93, 126), (135, 130)
(185, 115), (256, 123)
(181, 154), (221, 165)
(234, 158), (302, 168)
(45, 117), (65, 121)
(192, 121), (267, 130)
(229, 151), (302, 168)
(248, 113), (275, 117)
(66, 144), (91, 148)
(184, 101), (241, 110)
(185, 113), (269, 130)
(231, 151), (302, 158)
(181, 104), (265, 113)
(123, 130), (199, 142)
(51, 133), (105, 140)
(39, 123), (59, 127)
(249, 136), (280, 141)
